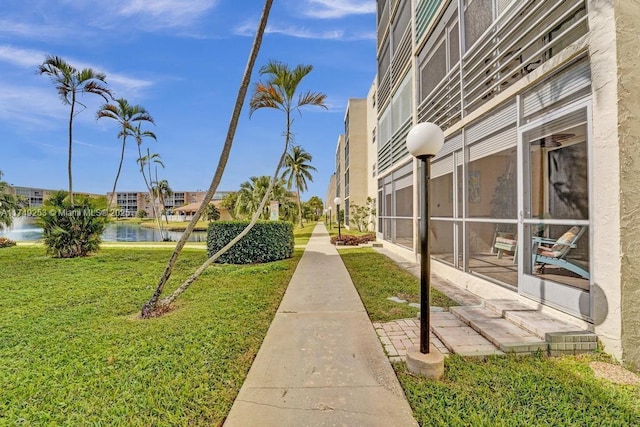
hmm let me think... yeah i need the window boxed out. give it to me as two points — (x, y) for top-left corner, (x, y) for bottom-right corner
(418, 2), (459, 103)
(377, 162), (414, 249)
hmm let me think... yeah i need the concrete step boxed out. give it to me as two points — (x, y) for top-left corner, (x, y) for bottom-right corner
(450, 306), (548, 355)
(482, 299), (598, 356)
(431, 312), (504, 358)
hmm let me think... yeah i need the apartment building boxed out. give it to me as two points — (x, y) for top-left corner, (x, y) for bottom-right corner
(106, 190), (232, 217)
(332, 98), (375, 230)
(375, 0), (639, 368)
(10, 186), (103, 208)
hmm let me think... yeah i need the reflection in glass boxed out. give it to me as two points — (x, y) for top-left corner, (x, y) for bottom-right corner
(467, 221), (518, 288)
(431, 220), (455, 265)
(431, 173), (453, 218)
(527, 123), (589, 221)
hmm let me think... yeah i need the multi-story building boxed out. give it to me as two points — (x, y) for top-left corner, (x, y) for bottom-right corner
(10, 186), (103, 208)
(332, 98), (375, 230)
(375, 0), (639, 368)
(106, 190), (232, 217)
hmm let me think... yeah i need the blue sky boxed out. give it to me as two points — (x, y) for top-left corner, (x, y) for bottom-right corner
(0, 0), (376, 201)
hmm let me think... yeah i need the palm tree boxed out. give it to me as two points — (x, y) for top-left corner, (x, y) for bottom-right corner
(97, 98), (154, 209)
(235, 176), (290, 220)
(282, 145), (317, 227)
(140, 0), (274, 318)
(154, 179), (173, 224)
(38, 55), (112, 204)
(137, 149), (167, 241)
(147, 62), (326, 314)
(0, 171), (21, 229)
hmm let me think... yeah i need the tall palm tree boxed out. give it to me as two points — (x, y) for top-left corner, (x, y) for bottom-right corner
(97, 98), (154, 209)
(38, 55), (112, 204)
(282, 145), (317, 227)
(149, 61), (326, 314)
(140, 0), (274, 318)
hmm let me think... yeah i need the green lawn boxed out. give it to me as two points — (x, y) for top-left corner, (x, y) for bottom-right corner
(339, 248), (640, 426)
(292, 222), (317, 246)
(339, 248), (458, 322)
(0, 246), (302, 425)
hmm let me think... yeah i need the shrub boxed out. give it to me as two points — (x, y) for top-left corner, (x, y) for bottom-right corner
(331, 233), (376, 246)
(136, 209), (148, 218)
(0, 237), (16, 248)
(36, 191), (109, 258)
(207, 221), (294, 264)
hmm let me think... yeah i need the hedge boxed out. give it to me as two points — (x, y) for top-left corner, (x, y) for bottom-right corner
(207, 221), (294, 264)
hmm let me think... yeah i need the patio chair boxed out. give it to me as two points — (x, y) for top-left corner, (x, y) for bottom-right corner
(531, 226), (589, 279)
(494, 232), (517, 264)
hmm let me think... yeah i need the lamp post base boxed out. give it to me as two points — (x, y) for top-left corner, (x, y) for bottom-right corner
(406, 345), (444, 380)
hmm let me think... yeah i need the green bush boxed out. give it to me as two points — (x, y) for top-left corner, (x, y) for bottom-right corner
(36, 191), (109, 258)
(0, 237), (16, 248)
(207, 221), (294, 264)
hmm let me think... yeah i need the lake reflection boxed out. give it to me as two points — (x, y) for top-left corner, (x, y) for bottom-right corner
(0, 218), (207, 242)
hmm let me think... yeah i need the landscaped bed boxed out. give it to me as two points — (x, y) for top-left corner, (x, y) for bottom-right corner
(0, 246), (301, 425)
(339, 248), (640, 426)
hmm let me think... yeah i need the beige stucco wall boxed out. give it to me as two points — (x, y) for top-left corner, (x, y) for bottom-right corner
(614, 0), (640, 371)
(586, 0), (624, 362)
(325, 173), (336, 222)
(345, 98), (370, 213)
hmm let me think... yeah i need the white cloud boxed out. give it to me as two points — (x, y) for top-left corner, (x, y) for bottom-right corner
(0, 45), (154, 99)
(0, 45), (46, 68)
(0, 82), (67, 127)
(234, 22), (375, 41)
(303, 0), (376, 19)
(113, 0), (219, 28)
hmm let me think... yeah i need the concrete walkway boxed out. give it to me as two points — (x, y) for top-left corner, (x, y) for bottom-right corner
(224, 223), (417, 427)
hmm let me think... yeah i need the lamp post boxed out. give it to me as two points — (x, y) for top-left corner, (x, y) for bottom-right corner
(334, 196), (342, 242)
(328, 206), (332, 230)
(405, 122), (444, 377)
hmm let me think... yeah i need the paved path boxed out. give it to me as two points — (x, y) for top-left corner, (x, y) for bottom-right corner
(224, 223), (417, 427)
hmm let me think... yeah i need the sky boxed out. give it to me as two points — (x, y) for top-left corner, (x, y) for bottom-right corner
(0, 0), (376, 202)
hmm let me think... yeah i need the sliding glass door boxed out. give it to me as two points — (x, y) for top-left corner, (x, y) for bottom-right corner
(518, 101), (592, 319)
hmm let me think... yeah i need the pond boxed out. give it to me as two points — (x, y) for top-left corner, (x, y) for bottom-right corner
(0, 218), (208, 242)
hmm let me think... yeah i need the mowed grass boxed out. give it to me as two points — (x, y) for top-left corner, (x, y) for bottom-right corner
(0, 246), (302, 425)
(396, 354), (640, 426)
(291, 222), (317, 246)
(339, 248), (458, 322)
(339, 248), (640, 426)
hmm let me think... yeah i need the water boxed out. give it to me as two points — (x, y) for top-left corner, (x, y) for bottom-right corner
(0, 217), (207, 242)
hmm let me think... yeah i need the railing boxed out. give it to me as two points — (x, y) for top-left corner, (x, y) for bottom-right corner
(378, 70), (392, 111)
(392, 28), (412, 89)
(462, 0), (587, 113)
(418, 65), (462, 130)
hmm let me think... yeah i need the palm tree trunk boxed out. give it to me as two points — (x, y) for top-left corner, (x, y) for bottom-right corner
(148, 160), (166, 241)
(109, 135), (127, 212)
(159, 131), (291, 308)
(68, 93), (75, 205)
(296, 186), (303, 227)
(140, 0), (274, 318)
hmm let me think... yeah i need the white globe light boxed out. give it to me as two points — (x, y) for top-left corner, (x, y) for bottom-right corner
(406, 122), (445, 158)
(334, 196), (341, 205)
